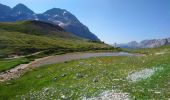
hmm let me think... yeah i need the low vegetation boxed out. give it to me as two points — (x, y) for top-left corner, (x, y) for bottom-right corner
(0, 21), (114, 59)
(2, 20), (170, 99)
(0, 58), (30, 72)
(1, 45), (170, 99)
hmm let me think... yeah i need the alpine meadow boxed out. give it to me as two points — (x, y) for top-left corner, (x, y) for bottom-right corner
(0, 1), (170, 100)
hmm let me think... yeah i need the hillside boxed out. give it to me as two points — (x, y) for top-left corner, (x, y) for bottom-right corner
(0, 21), (112, 58)
(0, 20), (79, 39)
(0, 3), (100, 41)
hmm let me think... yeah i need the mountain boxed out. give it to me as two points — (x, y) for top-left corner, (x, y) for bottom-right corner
(12, 3), (34, 15)
(0, 4), (12, 21)
(0, 20), (78, 39)
(0, 21), (111, 58)
(118, 38), (170, 48)
(11, 3), (36, 21)
(0, 3), (100, 41)
(0, 4), (11, 16)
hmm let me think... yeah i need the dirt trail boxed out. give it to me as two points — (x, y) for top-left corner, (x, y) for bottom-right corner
(5, 51), (43, 59)
(0, 52), (139, 82)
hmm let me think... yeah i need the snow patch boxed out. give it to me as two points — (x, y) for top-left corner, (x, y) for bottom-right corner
(54, 14), (59, 17)
(44, 14), (50, 16)
(53, 20), (70, 27)
(54, 21), (65, 27)
(35, 18), (39, 20)
(63, 11), (67, 16)
(33, 14), (39, 20)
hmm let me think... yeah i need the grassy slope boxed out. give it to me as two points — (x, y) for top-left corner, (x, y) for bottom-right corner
(0, 30), (112, 71)
(123, 45), (170, 55)
(0, 21), (114, 73)
(1, 46), (170, 99)
(0, 21), (112, 57)
(0, 21), (79, 39)
(0, 30), (111, 55)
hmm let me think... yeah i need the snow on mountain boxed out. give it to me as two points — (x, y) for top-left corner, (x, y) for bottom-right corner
(0, 3), (100, 41)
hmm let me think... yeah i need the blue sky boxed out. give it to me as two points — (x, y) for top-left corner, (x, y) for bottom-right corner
(0, 0), (170, 43)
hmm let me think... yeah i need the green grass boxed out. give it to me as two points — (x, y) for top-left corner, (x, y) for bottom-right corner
(0, 29), (113, 72)
(0, 21), (79, 39)
(0, 20), (115, 75)
(1, 46), (170, 99)
(0, 21), (113, 58)
(0, 58), (30, 72)
(123, 45), (170, 55)
(0, 30), (112, 57)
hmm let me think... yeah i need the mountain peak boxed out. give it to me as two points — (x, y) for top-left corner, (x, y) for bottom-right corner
(0, 3), (11, 16)
(15, 3), (26, 7)
(44, 8), (68, 16)
(12, 3), (34, 14)
(0, 3), (100, 41)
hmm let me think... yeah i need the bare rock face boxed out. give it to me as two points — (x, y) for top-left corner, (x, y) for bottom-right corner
(140, 39), (168, 48)
(118, 38), (170, 48)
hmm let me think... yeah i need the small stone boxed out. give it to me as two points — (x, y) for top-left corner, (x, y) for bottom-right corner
(61, 73), (67, 77)
(6, 82), (13, 85)
(112, 85), (117, 89)
(17, 68), (22, 71)
(61, 94), (65, 99)
(54, 77), (57, 80)
(44, 88), (49, 92)
(93, 78), (98, 82)
(154, 91), (161, 94)
(36, 75), (43, 78)
(76, 73), (84, 78)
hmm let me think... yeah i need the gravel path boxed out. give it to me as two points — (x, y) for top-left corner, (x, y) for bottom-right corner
(0, 52), (139, 82)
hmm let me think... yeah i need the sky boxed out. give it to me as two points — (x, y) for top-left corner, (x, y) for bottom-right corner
(0, 0), (170, 44)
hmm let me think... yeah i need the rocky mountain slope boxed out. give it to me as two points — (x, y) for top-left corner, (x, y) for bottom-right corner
(118, 38), (170, 48)
(0, 3), (100, 41)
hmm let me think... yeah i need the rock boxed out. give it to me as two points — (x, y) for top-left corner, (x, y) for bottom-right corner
(44, 88), (49, 92)
(93, 78), (98, 82)
(118, 37), (170, 48)
(76, 73), (84, 78)
(6, 82), (13, 85)
(61, 73), (67, 77)
(54, 77), (57, 80)
(83, 90), (130, 100)
(154, 91), (161, 94)
(112, 85), (117, 89)
(36, 75), (43, 78)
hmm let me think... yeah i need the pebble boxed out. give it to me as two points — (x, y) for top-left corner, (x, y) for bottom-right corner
(76, 73), (84, 78)
(93, 78), (98, 82)
(61, 73), (67, 77)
